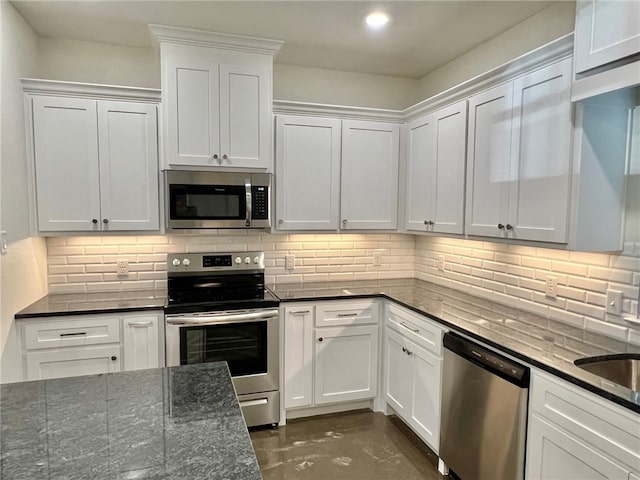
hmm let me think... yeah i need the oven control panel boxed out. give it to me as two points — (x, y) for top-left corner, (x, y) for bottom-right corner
(168, 252), (265, 273)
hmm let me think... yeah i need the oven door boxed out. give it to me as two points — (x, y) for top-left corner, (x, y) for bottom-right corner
(165, 309), (279, 395)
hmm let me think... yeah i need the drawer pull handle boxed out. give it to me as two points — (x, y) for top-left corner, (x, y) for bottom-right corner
(290, 310), (310, 315)
(337, 313), (359, 317)
(399, 322), (419, 333)
(60, 332), (87, 337)
(239, 398), (268, 408)
(128, 321), (152, 327)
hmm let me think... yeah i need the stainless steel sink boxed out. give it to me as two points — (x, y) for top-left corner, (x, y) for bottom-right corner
(574, 354), (640, 391)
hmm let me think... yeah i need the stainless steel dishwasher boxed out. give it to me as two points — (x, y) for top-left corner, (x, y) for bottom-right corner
(440, 332), (530, 480)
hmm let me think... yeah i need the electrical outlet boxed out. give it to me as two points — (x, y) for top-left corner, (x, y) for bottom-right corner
(437, 255), (445, 271)
(606, 289), (623, 316)
(373, 252), (382, 266)
(117, 259), (129, 276)
(545, 276), (558, 298)
(285, 254), (295, 270)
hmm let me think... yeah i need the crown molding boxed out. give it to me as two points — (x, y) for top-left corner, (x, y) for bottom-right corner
(149, 24), (284, 56)
(403, 33), (574, 120)
(273, 100), (404, 122)
(20, 78), (160, 102)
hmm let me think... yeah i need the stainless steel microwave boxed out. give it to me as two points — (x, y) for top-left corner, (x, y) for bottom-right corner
(165, 171), (271, 230)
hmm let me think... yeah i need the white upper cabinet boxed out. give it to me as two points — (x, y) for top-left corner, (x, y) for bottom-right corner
(405, 100), (467, 234)
(574, 0), (640, 74)
(153, 26), (282, 172)
(33, 96), (102, 232)
(508, 59), (573, 243)
(466, 57), (573, 243)
(341, 120), (400, 230)
(466, 82), (514, 238)
(97, 101), (159, 231)
(275, 116), (342, 230)
(30, 88), (159, 233)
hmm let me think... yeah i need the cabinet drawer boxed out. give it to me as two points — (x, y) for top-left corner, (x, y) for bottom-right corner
(315, 300), (379, 327)
(531, 370), (640, 473)
(386, 303), (445, 357)
(24, 316), (121, 350)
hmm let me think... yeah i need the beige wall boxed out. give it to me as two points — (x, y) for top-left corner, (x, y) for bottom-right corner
(416, 1), (576, 101)
(38, 37), (161, 88)
(274, 63), (416, 110)
(0, 2), (48, 382)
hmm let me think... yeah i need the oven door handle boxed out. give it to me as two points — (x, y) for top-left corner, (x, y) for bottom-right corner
(166, 309), (279, 326)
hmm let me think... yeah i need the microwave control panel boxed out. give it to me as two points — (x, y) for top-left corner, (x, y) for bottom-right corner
(252, 186), (269, 219)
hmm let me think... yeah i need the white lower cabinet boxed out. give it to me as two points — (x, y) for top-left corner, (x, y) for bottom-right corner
(384, 303), (445, 452)
(314, 324), (378, 405)
(282, 300), (379, 411)
(26, 344), (122, 381)
(122, 315), (162, 371)
(21, 311), (163, 381)
(526, 370), (640, 480)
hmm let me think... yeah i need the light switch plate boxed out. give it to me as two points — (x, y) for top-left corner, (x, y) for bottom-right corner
(606, 289), (623, 316)
(285, 254), (295, 270)
(0, 231), (7, 255)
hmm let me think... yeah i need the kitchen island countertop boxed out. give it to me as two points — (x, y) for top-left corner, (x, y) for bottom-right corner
(0, 362), (262, 480)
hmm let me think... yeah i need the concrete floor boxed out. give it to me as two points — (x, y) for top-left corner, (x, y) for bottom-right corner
(250, 410), (450, 480)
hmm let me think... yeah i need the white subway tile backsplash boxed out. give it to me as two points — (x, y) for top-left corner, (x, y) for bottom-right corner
(46, 233), (640, 345)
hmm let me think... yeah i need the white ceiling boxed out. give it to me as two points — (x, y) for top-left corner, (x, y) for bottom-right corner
(11, 1), (556, 79)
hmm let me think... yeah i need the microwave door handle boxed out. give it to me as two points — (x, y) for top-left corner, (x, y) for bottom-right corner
(166, 309), (279, 326)
(245, 178), (252, 227)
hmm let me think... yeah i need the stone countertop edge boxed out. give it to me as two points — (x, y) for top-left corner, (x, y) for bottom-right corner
(15, 290), (167, 319)
(272, 280), (640, 415)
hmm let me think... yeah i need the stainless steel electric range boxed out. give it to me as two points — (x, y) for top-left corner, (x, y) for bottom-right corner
(164, 251), (280, 427)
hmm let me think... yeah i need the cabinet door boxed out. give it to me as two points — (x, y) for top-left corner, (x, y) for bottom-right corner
(526, 414), (629, 480)
(26, 345), (121, 381)
(465, 83), (513, 238)
(408, 342), (442, 452)
(164, 55), (220, 167)
(275, 116), (341, 230)
(314, 324), (378, 404)
(283, 306), (315, 409)
(97, 101), (159, 231)
(122, 315), (161, 371)
(430, 100), (467, 234)
(219, 63), (271, 169)
(508, 58), (572, 243)
(32, 96), (101, 231)
(341, 120), (399, 230)
(575, 0), (640, 73)
(405, 113), (435, 232)
(384, 328), (411, 417)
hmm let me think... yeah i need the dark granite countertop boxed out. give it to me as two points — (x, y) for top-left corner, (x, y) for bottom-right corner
(15, 290), (167, 319)
(271, 278), (640, 413)
(0, 362), (262, 480)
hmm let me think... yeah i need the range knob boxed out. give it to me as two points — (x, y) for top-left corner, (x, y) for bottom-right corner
(172, 258), (181, 267)
(182, 258), (191, 267)
(244, 257), (251, 264)
(253, 256), (260, 264)
(235, 257), (242, 265)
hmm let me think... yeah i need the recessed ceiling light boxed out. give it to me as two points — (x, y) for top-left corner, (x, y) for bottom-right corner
(365, 11), (389, 31)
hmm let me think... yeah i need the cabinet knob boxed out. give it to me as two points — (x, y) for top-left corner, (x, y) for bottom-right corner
(498, 223), (505, 230)
(402, 347), (407, 352)
(222, 154), (228, 160)
(92, 219), (98, 224)
(103, 219), (109, 224)
(342, 219), (347, 225)
(424, 220), (428, 225)
(110, 356), (117, 361)
(428, 220), (434, 226)
(278, 219), (283, 225)
(506, 224), (513, 230)
(212, 154), (219, 160)
(318, 337), (324, 342)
